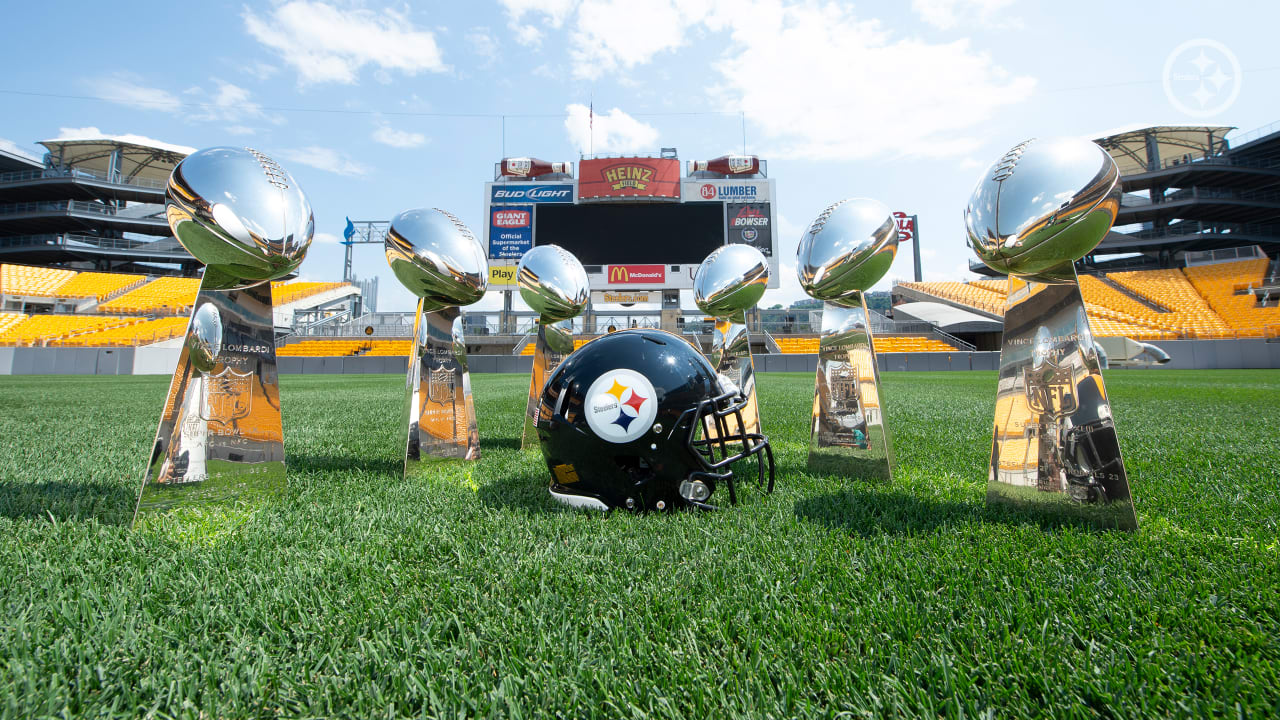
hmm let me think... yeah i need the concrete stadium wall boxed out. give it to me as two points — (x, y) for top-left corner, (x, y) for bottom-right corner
(0, 347), (135, 375)
(1, 341), (1277, 375)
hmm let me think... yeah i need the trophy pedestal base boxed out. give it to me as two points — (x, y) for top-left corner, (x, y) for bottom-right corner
(404, 303), (480, 474)
(987, 270), (1136, 531)
(134, 279), (284, 523)
(807, 295), (893, 481)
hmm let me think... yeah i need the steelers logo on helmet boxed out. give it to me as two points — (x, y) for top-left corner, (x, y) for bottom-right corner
(583, 369), (659, 444)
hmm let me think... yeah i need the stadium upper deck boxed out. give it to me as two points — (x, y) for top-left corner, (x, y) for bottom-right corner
(0, 133), (197, 273)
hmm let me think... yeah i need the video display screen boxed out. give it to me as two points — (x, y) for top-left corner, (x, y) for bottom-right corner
(534, 203), (725, 265)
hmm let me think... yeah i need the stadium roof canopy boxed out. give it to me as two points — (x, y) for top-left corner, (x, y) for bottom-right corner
(0, 146), (41, 173)
(1092, 124), (1233, 175)
(38, 132), (195, 182)
(892, 301), (1003, 333)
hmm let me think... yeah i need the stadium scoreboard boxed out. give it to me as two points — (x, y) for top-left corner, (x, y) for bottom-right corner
(483, 154), (779, 291)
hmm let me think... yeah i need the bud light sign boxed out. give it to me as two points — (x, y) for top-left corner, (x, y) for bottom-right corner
(490, 184), (574, 203)
(489, 204), (533, 259)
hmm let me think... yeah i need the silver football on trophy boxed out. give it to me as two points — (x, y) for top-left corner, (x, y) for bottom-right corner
(517, 244), (589, 324)
(166, 147), (314, 290)
(965, 137), (1120, 277)
(187, 302), (223, 375)
(694, 244), (769, 319)
(386, 208), (488, 311)
(796, 198), (898, 303)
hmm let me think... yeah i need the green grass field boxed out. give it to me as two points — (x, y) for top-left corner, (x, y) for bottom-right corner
(1, 370), (1277, 718)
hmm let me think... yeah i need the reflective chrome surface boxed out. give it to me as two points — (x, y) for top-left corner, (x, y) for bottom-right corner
(989, 272), (1136, 529)
(796, 198), (898, 304)
(520, 320), (576, 449)
(517, 245), (589, 449)
(187, 302), (223, 375)
(693, 244), (769, 324)
(797, 199), (898, 479)
(965, 137), (1120, 278)
(404, 304), (480, 469)
(385, 208), (488, 312)
(517, 245), (589, 323)
(694, 245), (769, 439)
(966, 139), (1135, 529)
(387, 208), (486, 468)
(165, 147), (313, 291)
(807, 295), (894, 480)
(135, 280), (284, 520)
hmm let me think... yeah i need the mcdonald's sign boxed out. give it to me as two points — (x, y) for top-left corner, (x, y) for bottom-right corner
(606, 264), (665, 285)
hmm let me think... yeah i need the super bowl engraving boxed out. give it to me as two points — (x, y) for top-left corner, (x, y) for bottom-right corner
(135, 147), (312, 522)
(386, 207), (488, 470)
(796, 197), (898, 481)
(965, 136), (1136, 530)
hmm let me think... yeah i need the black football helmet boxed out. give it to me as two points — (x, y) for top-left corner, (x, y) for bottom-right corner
(534, 328), (774, 511)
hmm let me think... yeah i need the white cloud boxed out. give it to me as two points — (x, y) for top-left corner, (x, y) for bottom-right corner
(372, 124), (427, 149)
(714, 3), (1035, 161)
(188, 80), (271, 124)
(277, 146), (369, 176)
(225, 125), (257, 136)
(910, 0), (1019, 30)
(0, 137), (41, 163)
(312, 232), (342, 245)
(526, 1), (1034, 161)
(243, 1), (449, 85)
(512, 24), (544, 46)
(240, 61), (279, 81)
(466, 27), (500, 67)
(92, 74), (182, 112)
(500, 0), (576, 45)
(563, 104), (660, 154)
(567, 0), (702, 80)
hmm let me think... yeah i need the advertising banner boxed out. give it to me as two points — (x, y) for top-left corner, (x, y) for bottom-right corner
(578, 158), (681, 200)
(488, 265), (518, 287)
(489, 205), (533, 259)
(593, 290), (661, 305)
(893, 211), (916, 243)
(490, 183), (574, 204)
(726, 203), (773, 257)
(606, 264), (666, 284)
(685, 180), (770, 203)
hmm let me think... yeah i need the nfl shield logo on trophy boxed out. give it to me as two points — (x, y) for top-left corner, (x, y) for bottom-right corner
(1025, 364), (1079, 418)
(201, 366), (254, 425)
(428, 364), (455, 404)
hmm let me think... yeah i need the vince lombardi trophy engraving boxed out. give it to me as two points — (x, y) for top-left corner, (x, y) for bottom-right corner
(797, 198), (899, 481)
(693, 244), (769, 439)
(385, 208), (488, 472)
(517, 245), (589, 449)
(966, 137), (1136, 530)
(135, 147), (313, 523)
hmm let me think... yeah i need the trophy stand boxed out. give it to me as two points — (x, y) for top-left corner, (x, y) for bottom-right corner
(404, 301), (480, 473)
(988, 267), (1136, 529)
(521, 320), (574, 449)
(807, 294), (893, 480)
(135, 278), (285, 519)
(706, 317), (761, 439)
(965, 136), (1136, 530)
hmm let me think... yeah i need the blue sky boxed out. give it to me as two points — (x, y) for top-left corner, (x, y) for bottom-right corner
(2, 0), (1277, 313)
